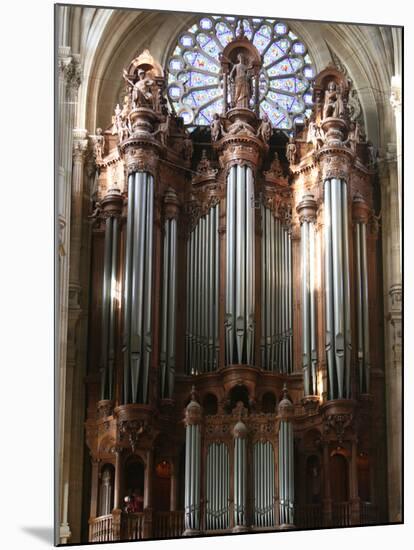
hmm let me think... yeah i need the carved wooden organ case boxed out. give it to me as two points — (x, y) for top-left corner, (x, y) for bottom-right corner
(85, 44), (386, 541)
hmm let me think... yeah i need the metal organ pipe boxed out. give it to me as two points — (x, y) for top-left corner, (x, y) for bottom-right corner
(226, 165), (255, 365)
(261, 205), (293, 373)
(160, 188), (179, 399)
(297, 194), (318, 396)
(184, 398), (202, 535)
(122, 172), (154, 404)
(353, 195), (371, 394)
(324, 179), (352, 399)
(100, 187), (123, 401)
(233, 422), (247, 529)
(185, 205), (220, 374)
(278, 390), (294, 527)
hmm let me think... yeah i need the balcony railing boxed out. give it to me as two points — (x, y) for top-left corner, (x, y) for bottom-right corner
(89, 502), (380, 541)
(153, 511), (185, 538)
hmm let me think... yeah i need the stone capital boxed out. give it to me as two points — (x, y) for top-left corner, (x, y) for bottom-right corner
(390, 75), (401, 112)
(72, 129), (89, 162)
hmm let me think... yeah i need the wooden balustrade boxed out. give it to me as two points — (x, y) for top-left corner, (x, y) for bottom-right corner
(360, 502), (378, 525)
(295, 504), (323, 529)
(153, 511), (185, 538)
(124, 512), (145, 539)
(332, 501), (351, 527)
(89, 514), (113, 542)
(89, 503), (379, 541)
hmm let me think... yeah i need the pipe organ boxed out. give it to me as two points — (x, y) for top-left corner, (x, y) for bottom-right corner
(186, 204), (220, 374)
(260, 204), (293, 373)
(85, 46), (386, 543)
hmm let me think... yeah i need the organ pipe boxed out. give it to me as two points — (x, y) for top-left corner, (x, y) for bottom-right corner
(160, 188), (179, 399)
(226, 165), (255, 365)
(297, 194), (318, 396)
(206, 442), (230, 530)
(353, 194), (371, 393)
(122, 172), (154, 404)
(324, 179), (352, 399)
(233, 421), (247, 530)
(260, 205), (293, 373)
(184, 390), (202, 534)
(253, 440), (275, 527)
(186, 204), (219, 374)
(100, 187), (123, 401)
(278, 389), (294, 527)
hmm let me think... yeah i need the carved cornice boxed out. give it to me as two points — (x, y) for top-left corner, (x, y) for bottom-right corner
(218, 138), (263, 171)
(296, 194), (318, 224)
(163, 187), (180, 220)
(121, 142), (160, 176)
(317, 147), (354, 182)
(101, 186), (124, 218)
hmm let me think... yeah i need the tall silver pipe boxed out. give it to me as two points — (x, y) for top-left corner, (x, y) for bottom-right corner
(142, 175), (154, 403)
(342, 181), (351, 398)
(168, 218), (177, 396)
(332, 178), (345, 398)
(356, 223), (364, 392)
(123, 175), (135, 402)
(108, 215), (119, 398)
(235, 165), (246, 363)
(265, 208), (272, 368)
(130, 172), (144, 403)
(101, 216), (112, 399)
(324, 182), (335, 399)
(276, 219), (282, 370)
(214, 205), (220, 368)
(246, 167), (255, 364)
(160, 221), (169, 397)
(360, 222), (370, 392)
(309, 222), (317, 393)
(269, 211), (275, 369)
(207, 211), (213, 370)
(226, 167), (235, 364)
(301, 221), (310, 393)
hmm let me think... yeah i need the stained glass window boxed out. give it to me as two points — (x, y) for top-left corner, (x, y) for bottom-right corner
(167, 15), (314, 131)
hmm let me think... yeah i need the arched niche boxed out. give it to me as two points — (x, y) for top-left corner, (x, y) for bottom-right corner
(154, 459), (172, 512)
(329, 451), (349, 503)
(124, 455), (145, 509)
(227, 384), (249, 412)
(98, 463), (115, 516)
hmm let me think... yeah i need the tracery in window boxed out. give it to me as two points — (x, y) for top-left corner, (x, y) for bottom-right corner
(167, 15), (314, 131)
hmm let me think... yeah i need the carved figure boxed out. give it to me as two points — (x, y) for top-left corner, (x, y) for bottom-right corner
(269, 151), (283, 177)
(257, 114), (272, 143)
(307, 120), (324, 150)
(228, 120), (254, 135)
(211, 113), (222, 141)
(154, 116), (171, 146)
(286, 136), (297, 164)
(123, 68), (154, 109)
(229, 53), (253, 109)
(94, 128), (105, 161)
(346, 121), (361, 153)
(322, 81), (344, 120)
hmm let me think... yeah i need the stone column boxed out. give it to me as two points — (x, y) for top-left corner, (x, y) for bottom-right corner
(390, 75), (402, 267)
(378, 147), (402, 523)
(57, 42), (82, 545)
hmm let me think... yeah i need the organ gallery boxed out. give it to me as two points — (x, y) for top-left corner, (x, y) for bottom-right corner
(56, 5), (402, 544)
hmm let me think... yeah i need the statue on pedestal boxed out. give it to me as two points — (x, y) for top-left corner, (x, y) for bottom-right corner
(229, 53), (253, 109)
(322, 81), (345, 120)
(123, 68), (154, 109)
(211, 113), (222, 141)
(94, 128), (105, 162)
